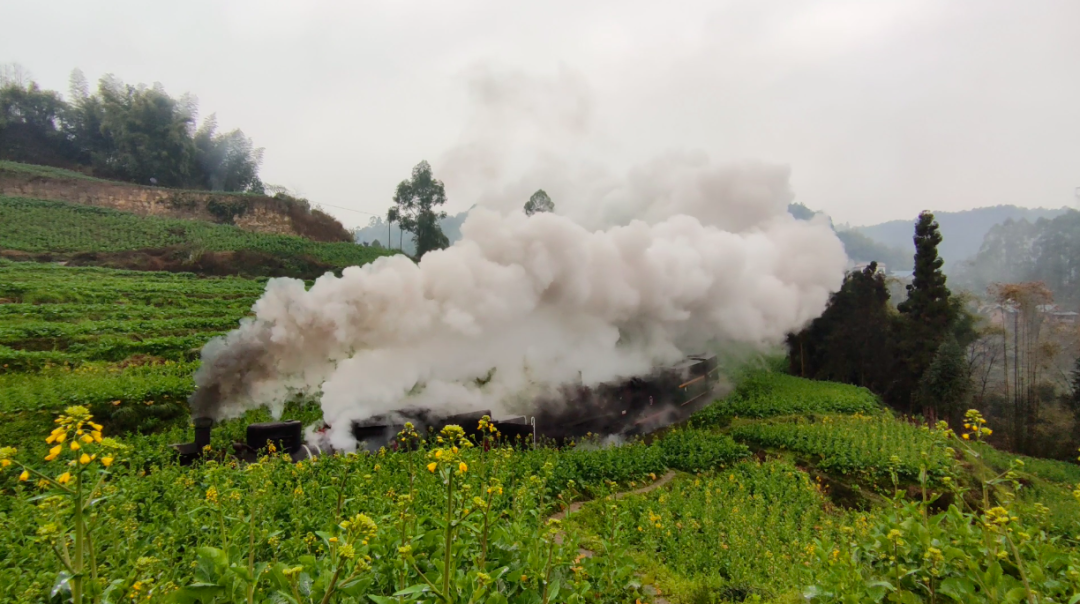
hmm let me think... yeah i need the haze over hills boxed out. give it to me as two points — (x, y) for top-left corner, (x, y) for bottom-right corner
(848, 205), (1070, 268)
(354, 210), (471, 257)
(356, 202), (1071, 272)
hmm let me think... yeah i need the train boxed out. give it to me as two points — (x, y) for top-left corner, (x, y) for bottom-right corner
(170, 353), (718, 464)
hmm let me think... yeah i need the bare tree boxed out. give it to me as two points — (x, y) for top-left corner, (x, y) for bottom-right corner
(0, 63), (33, 88)
(990, 282), (1055, 452)
(966, 330), (1003, 408)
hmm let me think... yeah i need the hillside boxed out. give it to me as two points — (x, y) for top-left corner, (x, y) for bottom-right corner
(0, 161), (353, 243)
(0, 196), (396, 278)
(2, 350), (1079, 601)
(1, 259), (1078, 602)
(851, 205), (1069, 266)
(789, 203), (912, 271)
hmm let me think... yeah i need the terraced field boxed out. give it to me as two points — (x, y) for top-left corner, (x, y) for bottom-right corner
(0, 261), (266, 445)
(0, 195), (397, 275)
(1, 261), (1079, 603)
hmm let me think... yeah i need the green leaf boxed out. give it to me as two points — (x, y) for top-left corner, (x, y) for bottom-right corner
(864, 580), (894, 601)
(394, 584), (430, 596)
(169, 584), (224, 604)
(232, 565), (253, 582)
(339, 577), (372, 597)
(1004, 587), (1029, 604)
(368, 597), (397, 604)
(548, 578), (561, 601)
(938, 577), (975, 601)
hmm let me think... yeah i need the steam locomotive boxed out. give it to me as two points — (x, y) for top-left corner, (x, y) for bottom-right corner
(171, 353), (718, 464)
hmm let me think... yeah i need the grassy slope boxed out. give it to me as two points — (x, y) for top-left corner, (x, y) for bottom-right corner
(567, 372), (1080, 602)
(0, 159), (266, 193)
(0, 160), (110, 182)
(0, 196), (396, 267)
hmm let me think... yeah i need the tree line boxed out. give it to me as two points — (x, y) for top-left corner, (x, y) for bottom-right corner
(374, 160), (555, 259)
(789, 211), (1080, 459)
(956, 210), (1080, 308)
(0, 64), (264, 193)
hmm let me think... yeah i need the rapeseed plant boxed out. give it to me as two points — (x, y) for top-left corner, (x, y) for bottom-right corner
(0, 406), (126, 604)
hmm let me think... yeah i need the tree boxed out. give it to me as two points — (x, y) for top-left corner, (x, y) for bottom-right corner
(108, 78), (200, 186)
(524, 189), (555, 216)
(898, 212), (953, 328)
(955, 210), (1080, 309)
(193, 114), (264, 192)
(0, 79), (72, 165)
(787, 262), (894, 393)
(966, 327), (1003, 410)
(990, 282), (1056, 453)
(392, 161), (449, 258)
(1, 68), (265, 193)
(412, 209), (450, 257)
(917, 335), (970, 425)
(894, 211), (955, 413)
(1070, 355), (1080, 414)
(0, 63), (34, 88)
(370, 239), (383, 249)
(386, 208), (399, 251)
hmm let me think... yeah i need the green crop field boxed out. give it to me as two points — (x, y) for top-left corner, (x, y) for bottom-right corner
(0, 160), (110, 182)
(0, 196), (396, 268)
(0, 261), (269, 447)
(730, 414), (955, 482)
(1, 263), (1079, 603)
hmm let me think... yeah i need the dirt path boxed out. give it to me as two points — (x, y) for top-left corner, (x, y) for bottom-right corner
(548, 470), (677, 603)
(548, 470), (677, 527)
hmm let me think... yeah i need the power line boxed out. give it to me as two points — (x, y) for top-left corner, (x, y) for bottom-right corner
(314, 202), (382, 217)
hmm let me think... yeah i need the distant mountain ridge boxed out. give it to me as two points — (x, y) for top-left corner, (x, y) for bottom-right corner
(355, 203), (1069, 272)
(850, 206), (1069, 267)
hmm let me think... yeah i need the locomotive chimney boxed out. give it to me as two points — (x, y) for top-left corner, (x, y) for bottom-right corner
(193, 417), (214, 451)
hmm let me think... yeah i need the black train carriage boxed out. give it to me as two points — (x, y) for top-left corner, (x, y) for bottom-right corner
(171, 353), (718, 464)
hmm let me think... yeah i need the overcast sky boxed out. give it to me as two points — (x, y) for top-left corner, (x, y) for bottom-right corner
(3, 0), (1079, 229)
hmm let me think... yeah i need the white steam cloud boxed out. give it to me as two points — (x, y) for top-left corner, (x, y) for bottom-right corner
(189, 67), (848, 450)
(190, 173), (844, 449)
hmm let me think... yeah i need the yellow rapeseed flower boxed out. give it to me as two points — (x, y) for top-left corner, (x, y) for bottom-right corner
(18, 470), (29, 481)
(79, 453), (91, 465)
(45, 445), (61, 461)
(70, 441), (81, 451)
(80, 434), (94, 444)
(459, 462), (468, 473)
(427, 462), (437, 473)
(57, 472), (72, 485)
(101, 457), (114, 468)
